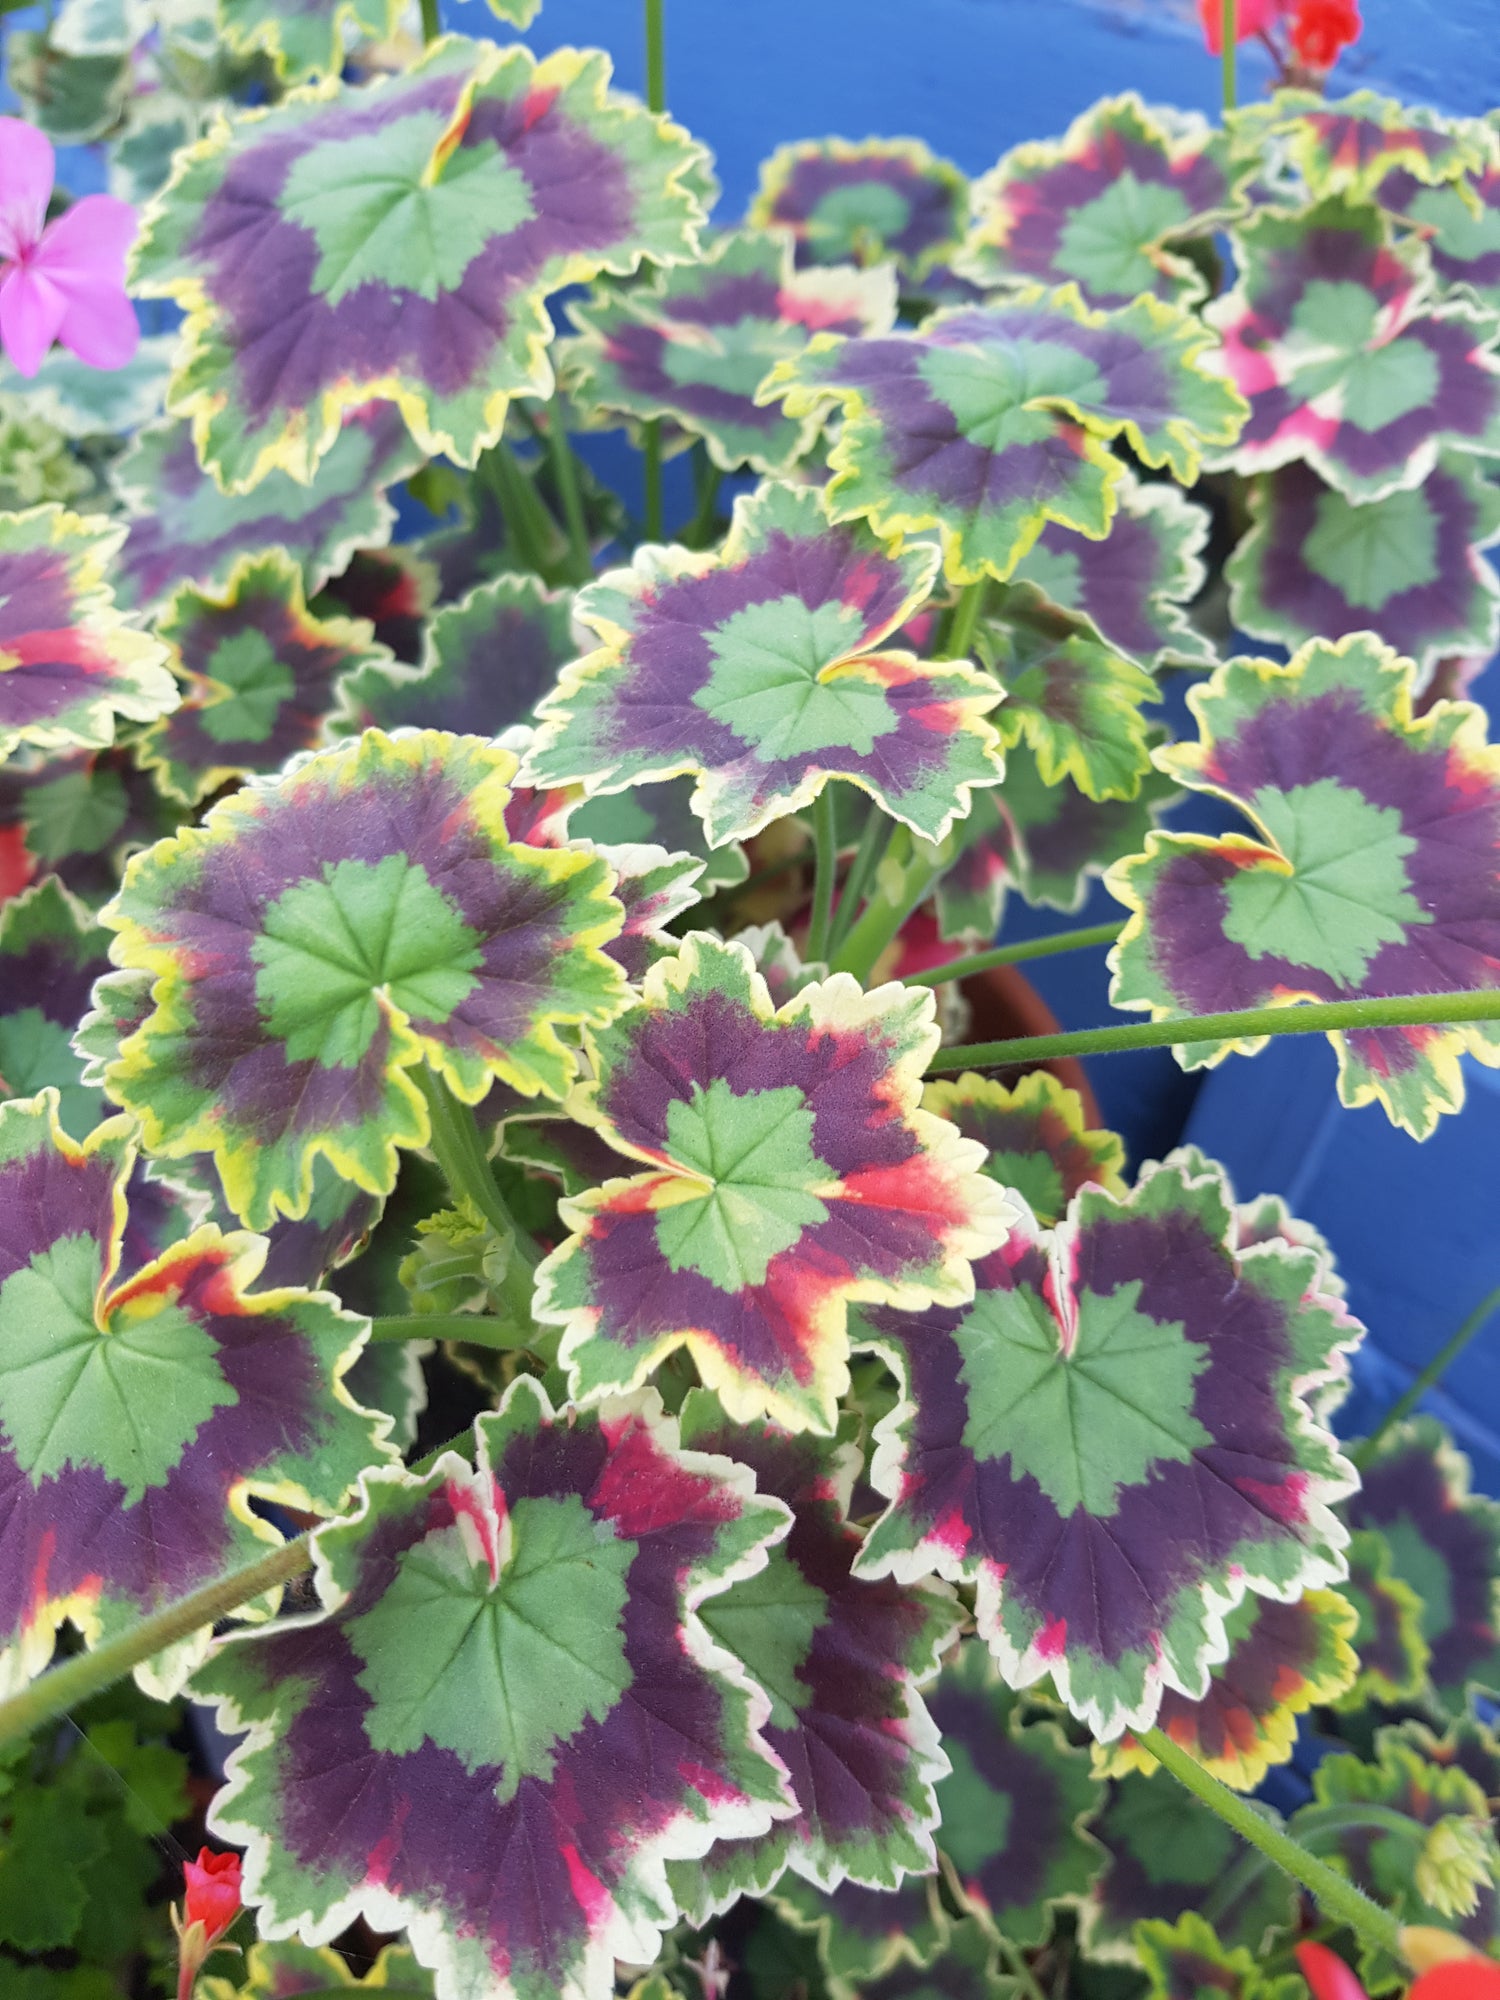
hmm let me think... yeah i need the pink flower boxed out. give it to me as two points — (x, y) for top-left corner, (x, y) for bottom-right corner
(0, 116), (138, 378)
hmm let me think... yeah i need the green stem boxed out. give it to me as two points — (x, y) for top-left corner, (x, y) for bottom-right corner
(414, 1068), (540, 1332)
(1352, 1281), (1500, 1469)
(1140, 1728), (1402, 1961)
(904, 920), (1124, 990)
(939, 579), (989, 661)
(928, 988), (1500, 1075)
(993, 1934), (1048, 2000)
(641, 421), (664, 542)
(827, 825), (947, 984)
(0, 1538), (312, 1753)
(828, 806), (889, 955)
(369, 1314), (535, 1353)
(545, 407), (592, 585)
(806, 788), (839, 964)
(419, 0), (440, 41)
(644, 0), (665, 109)
(1222, 0), (1237, 111)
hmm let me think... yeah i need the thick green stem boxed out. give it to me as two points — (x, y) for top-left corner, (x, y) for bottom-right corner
(641, 421), (664, 542)
(829, 805), (889, 955)
(929, 988), (1500, 1075)
(414, 1068), (540, 1332)
(419, 0), (440, 41)
(827, 825), (946, 983)
(1352, 1281), (1500, 1469)
(1222, 0), (1237, 111)
(940, 579), (988, 661)
(904, 920), (1124, 990)
(806, 788), (839, 964)
(1140, 1728), (1402, 1961)
(643, 0), (665, 109)
(545, 407), (592, 584)
(0, 1538), (312, 1753)
(369, 1313), (535, 1353)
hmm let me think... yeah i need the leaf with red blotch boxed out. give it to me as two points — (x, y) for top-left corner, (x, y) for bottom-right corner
(130, 40), (712, 492)
(1332, 1527), (1431, 1710)
(959, 94), (1253, 308)
(764, 290), (1245, 586)
(0, 507), (176, 762)
(193, 1381), (797, 2000)
(98, 728), (628, 1229)
(110, 409), (425, 614)
(525, 481), (1005, 849)
(668, 1393), (959, 1912)
(1272, 90), (1489, 203)
(330, 573), (578, 744)
(534, 933), (1011, 1434)
(1095, 1588), (1358, 1791)
(561, 228), (899, 475)
(925, 1641), (1103, 1947)
(1227, 456), (1500, 677)
(1205, 197), (1500, 505)
(854, 1151), (1360, 1740)
(1107, 633), (1500, 1140)
(922, 1071), (1126, 1230)
(0, 1089), (395, 1702)
(750, 137), (968, 280)
(140, 550), (392, 805)
(1344, 1418), (1500, 1714)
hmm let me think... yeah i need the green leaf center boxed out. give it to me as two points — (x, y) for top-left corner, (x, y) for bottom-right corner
(0, 1233), (237, 1505)
(954, 1275), (1212, 1517)
(693, 593), (900, 759)
(656, 1078), (830, 1291)
(1223, 778), (1427, 986)
(348, 1491), (635, 1801)
(251, 853), (483, 1068)
(281, 112), (536, 307)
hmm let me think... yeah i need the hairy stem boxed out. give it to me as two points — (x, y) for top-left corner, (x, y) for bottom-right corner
(1141, 1728), (1402, 1960)
(369, 1313), (536, 1351)
(1222, 0), (1238, 111)
(545, 407), (593, 584)
(1352, 1280), (1500, 1468)
(829, 805), (889, 954)
(940, 578), (988, 661)
(0, 1539), (312, 1753)
(806, 788), (839, 964)
(929, 988), (1500, 1074)
(904, 920), (1124, 990)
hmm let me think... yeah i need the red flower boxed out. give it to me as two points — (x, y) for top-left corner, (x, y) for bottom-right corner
(1197, 0), (1293, 54)
(175, 1847), (242, 1999)
(182, 1847), (242, 1945)
(1289, 0), (1362, 67)
(1296, 1941), (1500, 2000)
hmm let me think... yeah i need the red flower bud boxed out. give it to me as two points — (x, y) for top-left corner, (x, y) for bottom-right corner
(1288, 0), (1362, 68)
(182, 1846), (242, 1945)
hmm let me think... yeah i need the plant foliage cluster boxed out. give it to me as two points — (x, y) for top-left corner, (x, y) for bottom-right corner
(1, 3), (1500, 1997)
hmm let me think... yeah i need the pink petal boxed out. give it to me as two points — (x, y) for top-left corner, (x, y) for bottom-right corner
(0, 264), (67, 377)
(33, 195), (138, 283)
(56, 277), (139, 370)
(0, 117), (54, 262)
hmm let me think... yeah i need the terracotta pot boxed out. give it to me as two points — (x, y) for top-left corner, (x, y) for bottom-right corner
(958, 963), (1103, 1128)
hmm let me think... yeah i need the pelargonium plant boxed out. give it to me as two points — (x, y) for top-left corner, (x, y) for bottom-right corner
(2, 0), (1500, 1996)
